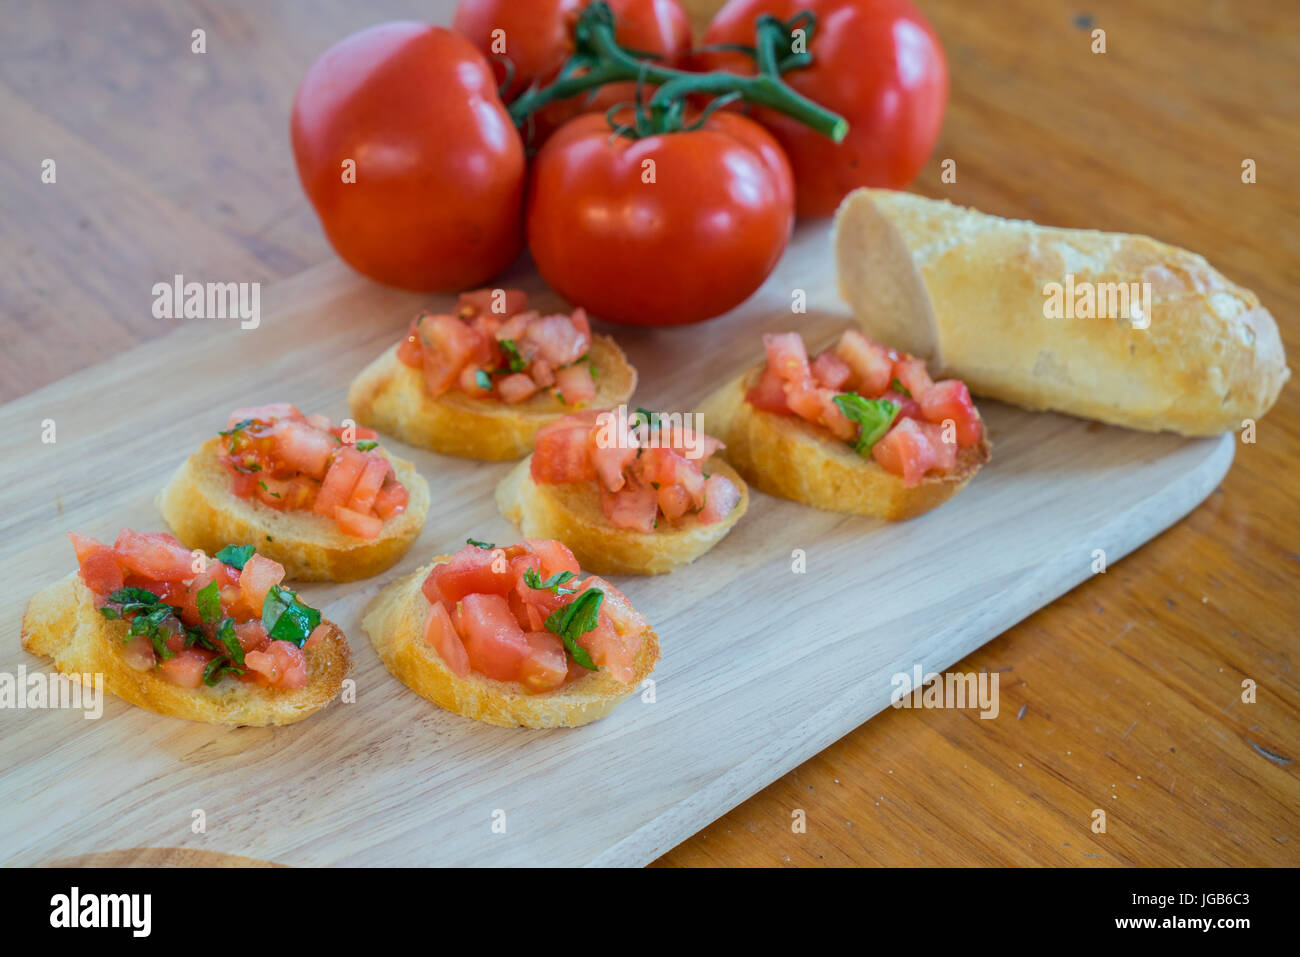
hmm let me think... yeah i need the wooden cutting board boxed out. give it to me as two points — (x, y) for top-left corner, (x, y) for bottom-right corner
(0, 225), (1234, 866)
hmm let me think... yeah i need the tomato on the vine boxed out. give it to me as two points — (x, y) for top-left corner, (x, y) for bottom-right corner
(453, 0), (693, 141)
(526, 111), (794, 326)
(291, 22), (525, 291)
(698, 0), (948, 216)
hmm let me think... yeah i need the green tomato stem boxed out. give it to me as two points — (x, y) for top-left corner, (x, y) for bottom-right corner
(506, 4), (847, 143)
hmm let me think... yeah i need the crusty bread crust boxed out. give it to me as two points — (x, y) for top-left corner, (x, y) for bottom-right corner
(698, 371), (989, 521)
(363, 562), (659, 728)
(158, 437), (430, 582)
(347, 334), (637, 461)
(834, 188), (1290, 436)
(21, 573), (351, 726)
(495, 458), (749, 576)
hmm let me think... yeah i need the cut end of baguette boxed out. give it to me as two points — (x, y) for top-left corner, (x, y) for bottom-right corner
(21, 573), (351, 726)
(157, 437), (430, 582)
(699, 371), (989, 521)
(495, 457), (749, 576)
(347, 334), (637, 460)
(363, 563), (659, 728)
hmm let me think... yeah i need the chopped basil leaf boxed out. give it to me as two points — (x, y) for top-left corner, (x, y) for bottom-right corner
(630, 407), (659, 430)
(261, 584), (321, 648)
(185, 626), (217, 652)
(554, 390), (566, 404)
(891, 377), (911, 398)
(195, 579), (222, 623)
(522, 567), (578, 595)
(202, 656), (244, 686)
(544, 588), (603, 671)
(474, 369), (492, 391)
(215, 616), (244, 666)
(355, 440), (378, 451)
(219, 418), (255, 437)
(833, 393), (901, 455)
(99, 607), (122, 621)
(104, 586), (163, 609)
(499, 338), (527, 373)
(467, 538), (495, 550)
(214, 544), (256, 570)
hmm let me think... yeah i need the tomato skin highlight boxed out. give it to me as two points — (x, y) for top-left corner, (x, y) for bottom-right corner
(291, 22), (525, 291)
(699, 0), (948, 217)
(526, 111), (794, 326)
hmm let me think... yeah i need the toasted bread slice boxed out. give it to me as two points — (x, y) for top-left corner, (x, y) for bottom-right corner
(495, 457), (749, 575)
(347, 334), (637, 460)
(158, 437), (430, 582)
(699, 371), (990, 520)
(21, 573), (351, 726)
(364, 562), (659, 728)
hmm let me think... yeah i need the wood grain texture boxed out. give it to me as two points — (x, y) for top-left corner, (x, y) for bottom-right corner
(0, 240), (1235, 866)
(0, 0), (1295, 866)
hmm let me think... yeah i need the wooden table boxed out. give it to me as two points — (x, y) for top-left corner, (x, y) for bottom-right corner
(2, 0), (1295, 866)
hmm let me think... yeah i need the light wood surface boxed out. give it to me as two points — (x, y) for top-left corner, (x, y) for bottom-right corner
(0, 0), (1295, 866)
(0, 235), (1235, 865)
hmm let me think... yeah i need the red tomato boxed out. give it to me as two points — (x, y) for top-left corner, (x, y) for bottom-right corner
(424, 602), (471, 678)
(291, 22), (525, 290)
(527, 111), (794, 325)
(699, 0), (948, 216)
(453, 0), (692, 141)
(920, 379), (983, 446)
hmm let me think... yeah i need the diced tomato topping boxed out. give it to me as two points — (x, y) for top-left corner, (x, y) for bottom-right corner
(346, 456), (391, 515)
(532, 418), (599, 484)
(70, 534), (125, 596)
(113, 529), (195, 582)
(396, 319), (424, 367)
(458, 593), (530, 683)
(811, 352), (853, 391)
(748, 330), (977, 477)
(497, 372), (539, 404)
(244, 640), (307, 689)
(601, 481), (659, 532)
(919, 421), (958, 472)
(892, 356), (934, 402)
(314, 447), (368, 517)
(919, 379), (984, 447)
(699, 474), (742, 524)
(456, 288), (528, 319)
(238, 554), (285, 615)
(746, 366), (791, 413)
(159, 649), (211, 689)
(372, 481), (409, 520)
(335, 506), (383, 540)
(122, 635), (156, 672)
(234, 620), (271, 654)
(424, 602), (470, 678)
(417, 542), (647, 694)
(267, 419), (336, 479)
(430, 548), (516, 604)
(554, 362), (596, 405)
(834, 330), (893, 396)
(871, 417), (940, 487)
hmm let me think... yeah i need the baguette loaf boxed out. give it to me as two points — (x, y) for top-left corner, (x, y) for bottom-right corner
(348, 334), (637, 461)
(22, 573), (351, 726)
(833, 188), (1289, 436)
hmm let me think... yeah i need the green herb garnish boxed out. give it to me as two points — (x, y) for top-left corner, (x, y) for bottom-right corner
(467, 538), (495, 550)
(202, 656), (244, 686)
(499, 338), (527, 373)
(215, 616), (245, 666)
(522, 567), (578, 595)
(833, 393), (901, 455)
(474, 369), (492, 391)
(891, 377), (911, 398)
(214, 544), (256, 570)
(219, 418), (255, 437)
(630, 407), (659, 430)
(261, 584), (321, 648)
(195, 579), (222, 624)
(355, 439), (378, 451)
(544, 588), (603, 671)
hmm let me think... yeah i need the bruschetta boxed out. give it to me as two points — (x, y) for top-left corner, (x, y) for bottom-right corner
(158, 403), (430, 582)
(363, 538), (658, 728)
(347, 288), (637, 460)
(495, 406), (748, 575)
(698, 330), (990, 520)
(21, 530), (351, 726)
